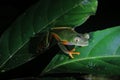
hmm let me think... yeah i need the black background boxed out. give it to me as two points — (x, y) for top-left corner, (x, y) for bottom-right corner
(0, 0), (120, 79)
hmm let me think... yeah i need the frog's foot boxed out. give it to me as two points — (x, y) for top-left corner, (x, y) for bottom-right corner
(68, 48), (80, 58)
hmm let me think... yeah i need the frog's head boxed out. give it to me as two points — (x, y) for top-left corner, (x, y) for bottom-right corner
(71, 33), (89, 47)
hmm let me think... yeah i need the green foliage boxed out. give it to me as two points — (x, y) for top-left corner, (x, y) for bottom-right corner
(0, 0), (97, 72)
(1, 0), (120, 79)
(42, 26), (120, 76)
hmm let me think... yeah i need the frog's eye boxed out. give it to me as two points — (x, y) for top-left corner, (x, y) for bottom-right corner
(83, 33), (90, 39)
(74, 37), (81, 42)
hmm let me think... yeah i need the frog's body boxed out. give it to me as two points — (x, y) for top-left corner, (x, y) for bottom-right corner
(49, 27), (89, 58)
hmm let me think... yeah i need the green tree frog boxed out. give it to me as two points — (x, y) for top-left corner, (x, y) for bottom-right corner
(49, 27), (90, 58)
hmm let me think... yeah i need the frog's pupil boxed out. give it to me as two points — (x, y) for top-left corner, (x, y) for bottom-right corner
(74, 37), (80, 42)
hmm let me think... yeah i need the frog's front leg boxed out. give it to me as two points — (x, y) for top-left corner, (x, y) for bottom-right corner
(58, 42), (80, 58)
(67, 48), (80, 58)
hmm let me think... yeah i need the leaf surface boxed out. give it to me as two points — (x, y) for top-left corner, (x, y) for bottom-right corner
(0, 0), (97, 72)
(42, 26), (120, 76)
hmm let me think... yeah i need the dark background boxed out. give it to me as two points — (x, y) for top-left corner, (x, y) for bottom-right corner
(0, 0), (120, 79)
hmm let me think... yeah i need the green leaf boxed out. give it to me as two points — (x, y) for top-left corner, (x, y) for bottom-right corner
(42, 26), (120, 76)
(0, 0), (97, 72)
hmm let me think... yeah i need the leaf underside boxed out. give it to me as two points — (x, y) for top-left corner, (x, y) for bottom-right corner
(0, 0), (98, 72)
(42, 26), (120, 76)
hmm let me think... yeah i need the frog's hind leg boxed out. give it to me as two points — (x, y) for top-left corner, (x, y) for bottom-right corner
(36, 31), (50, 53)
(44, 31), (51, 48)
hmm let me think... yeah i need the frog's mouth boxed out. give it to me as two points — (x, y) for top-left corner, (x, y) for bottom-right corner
(76, 41), (89, 47)
(67, 41), (89, 47)
(80, 43), (88, 47)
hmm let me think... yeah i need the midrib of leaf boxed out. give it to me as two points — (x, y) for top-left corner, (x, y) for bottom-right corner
(0, 40), (29, 69)
(0, 2), (87, 69)
(97, 58), (120, 69)
(45, 56), (120, 73)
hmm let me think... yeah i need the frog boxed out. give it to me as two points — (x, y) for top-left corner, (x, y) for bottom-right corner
(49, 27), (89, 58)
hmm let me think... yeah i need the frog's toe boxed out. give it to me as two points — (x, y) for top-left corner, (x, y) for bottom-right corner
(68, 51), (80, 58)
(72, 52), (80, 55)
(68, 52), (74, 58)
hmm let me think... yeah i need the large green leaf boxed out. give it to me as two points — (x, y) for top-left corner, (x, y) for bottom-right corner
(42, 26), (120, 76)
(0, 0), (98, 72)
